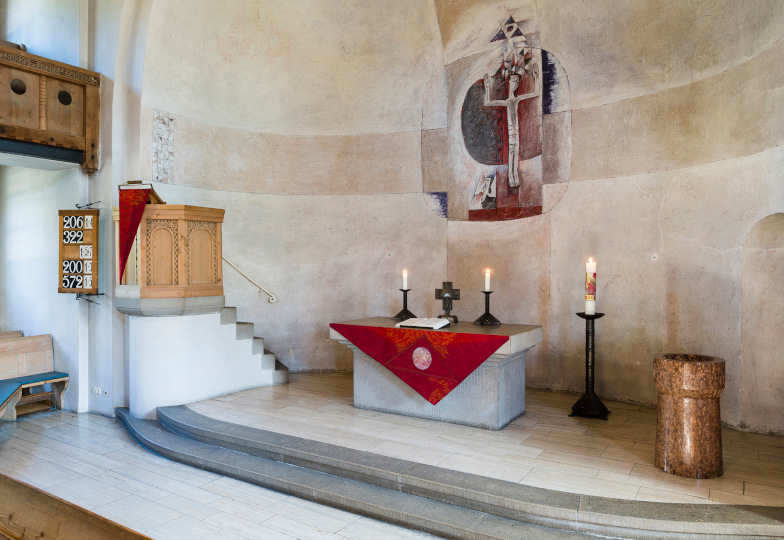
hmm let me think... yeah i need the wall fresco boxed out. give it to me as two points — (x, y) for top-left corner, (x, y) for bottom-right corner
(459, 15), (569, 221)
(423, 7), (572, 223)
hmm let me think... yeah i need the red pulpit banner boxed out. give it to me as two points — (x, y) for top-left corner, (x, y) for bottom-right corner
(118, 187), (151, 280)
(330, 324), (509, 405)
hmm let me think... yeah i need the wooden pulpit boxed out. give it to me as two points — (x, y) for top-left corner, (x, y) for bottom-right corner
(113, 205), (225, 315)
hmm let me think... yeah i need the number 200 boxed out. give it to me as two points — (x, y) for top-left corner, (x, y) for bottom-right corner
(62, 260), (83, 273)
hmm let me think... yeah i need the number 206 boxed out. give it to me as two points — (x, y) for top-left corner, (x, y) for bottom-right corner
(63, 216), (84, 229)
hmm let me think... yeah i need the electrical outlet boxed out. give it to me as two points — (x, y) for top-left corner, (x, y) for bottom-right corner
(92, 386), (101, 395)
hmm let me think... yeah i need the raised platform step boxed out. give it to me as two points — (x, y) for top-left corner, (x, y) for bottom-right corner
(117, 405), (784, 540)
(115, 408), (586, 540)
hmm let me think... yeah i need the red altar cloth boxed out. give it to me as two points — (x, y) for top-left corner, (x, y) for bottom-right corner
(329, 323), (509, 405)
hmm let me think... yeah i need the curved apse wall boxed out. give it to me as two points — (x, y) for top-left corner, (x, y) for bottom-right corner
(139, 0), (449, 372)
(138, 0), (784, 432)
(742, 214), (784, 435)
(541, 0), (784, 429)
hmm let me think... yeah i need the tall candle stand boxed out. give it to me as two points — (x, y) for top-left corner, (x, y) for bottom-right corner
(473, 291), (501, 326)
(569, 312), (610, 420)
(392, 289), (417, 321)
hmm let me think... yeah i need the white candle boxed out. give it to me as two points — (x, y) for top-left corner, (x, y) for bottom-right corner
(585, 258), (596, 315)
(485, 269), (491, 291)
(403, 269), (408, 290)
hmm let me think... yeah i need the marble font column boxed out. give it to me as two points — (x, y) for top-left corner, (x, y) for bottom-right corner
(654, 354), (725, 479)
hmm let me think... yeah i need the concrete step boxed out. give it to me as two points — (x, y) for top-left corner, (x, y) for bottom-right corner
(251, 337), (265, 356)
(261, 351), (277, 370)
(235, 322), (254, 340)
(220, 307), (236, 325)
(224, 310), (285, 378)
(115, 408), (588, 540)
(150, 405), (784, 540)
(270, 367), (288, 385)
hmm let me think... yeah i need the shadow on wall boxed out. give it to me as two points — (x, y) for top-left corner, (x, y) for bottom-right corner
(741, 213), (784, 435)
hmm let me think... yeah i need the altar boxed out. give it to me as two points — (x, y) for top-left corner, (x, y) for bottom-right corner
(329, 317), (542, 430)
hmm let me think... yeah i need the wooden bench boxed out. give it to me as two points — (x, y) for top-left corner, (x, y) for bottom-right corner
(0, 334), (69, 421)
(0, 330), (23, 340)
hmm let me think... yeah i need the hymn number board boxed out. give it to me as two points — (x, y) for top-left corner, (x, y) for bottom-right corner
(58, 209), (99, 294)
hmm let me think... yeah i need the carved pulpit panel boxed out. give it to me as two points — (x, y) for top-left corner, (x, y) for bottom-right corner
(113, 205), (224, 301)
(188, 224), (216, 285)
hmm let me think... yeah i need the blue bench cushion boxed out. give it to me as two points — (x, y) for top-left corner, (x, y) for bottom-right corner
(0, 382), (20, 410)
(2, 371), (69, 385)
(0, 372), (69, 411)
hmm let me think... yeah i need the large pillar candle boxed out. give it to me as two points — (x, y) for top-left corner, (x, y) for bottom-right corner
(585, 258), (596, 315)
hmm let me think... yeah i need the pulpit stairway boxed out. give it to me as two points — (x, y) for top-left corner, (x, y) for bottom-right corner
(113, 201), (287, 419)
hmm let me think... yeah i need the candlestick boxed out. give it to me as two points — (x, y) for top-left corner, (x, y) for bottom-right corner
(585, 258), (596, 315)
(473, 291), (501, 326)
(391, 288), (416, 321)
(403, 269), (408, 290)
(484, 269), (491, 292)
(570, 312), (610, 420)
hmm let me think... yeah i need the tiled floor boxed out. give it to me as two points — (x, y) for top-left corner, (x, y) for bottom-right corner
(0, 404), (437, 539)
(191, 372), (784, 507)
(1, 374), (783, 539)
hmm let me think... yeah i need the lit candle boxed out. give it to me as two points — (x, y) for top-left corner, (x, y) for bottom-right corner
(403, 269), (408, 290)
(585, 258), (596, 315)
(485, 269), (491, 292)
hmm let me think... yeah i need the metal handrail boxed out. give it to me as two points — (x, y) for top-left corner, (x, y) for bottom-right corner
(222, 256), (277, 303)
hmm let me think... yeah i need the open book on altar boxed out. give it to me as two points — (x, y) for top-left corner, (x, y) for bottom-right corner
(395, 317), (450, 330)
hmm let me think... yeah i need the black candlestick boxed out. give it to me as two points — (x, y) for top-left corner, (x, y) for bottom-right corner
(473, 291), (501, 326)
(569, 312), (611, 420)
(391, 289), (417, 321)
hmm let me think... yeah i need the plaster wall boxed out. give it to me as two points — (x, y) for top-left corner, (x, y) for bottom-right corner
(0, 167), (81, 411)
(446, 215), (551, 386)
(741, 214), (784, 435)
(0, 0), (88, 414)
(1, 0), (782, 434)
(1, 0), (79, 66)
(141, 0), (444, 136)
(133, 0), (784, 433)
(138, 0), (450, 373)
(105, 0), (154, 415)
(550, 145), (784, 420)
(0, 0), (141, 416)
(537, 3), (784, 430)
(148, 183), (447, 372)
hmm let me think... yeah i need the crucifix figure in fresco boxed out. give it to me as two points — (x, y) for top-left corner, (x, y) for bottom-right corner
(483, 61), (540, 188)
(461, 15), (550, 221)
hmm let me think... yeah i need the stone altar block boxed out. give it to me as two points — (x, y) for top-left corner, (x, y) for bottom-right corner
(330, 317), (542, 430)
